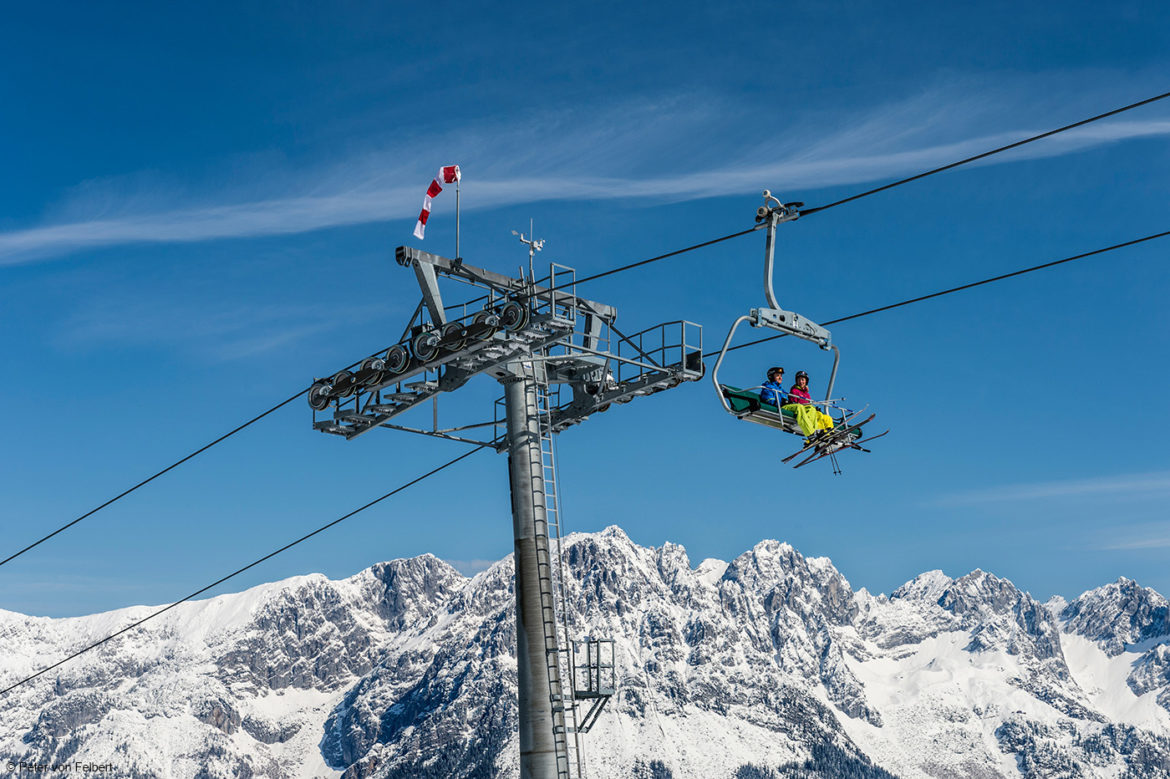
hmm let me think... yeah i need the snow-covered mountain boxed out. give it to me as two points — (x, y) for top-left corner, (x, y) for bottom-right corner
(2, 526), (1169, 778)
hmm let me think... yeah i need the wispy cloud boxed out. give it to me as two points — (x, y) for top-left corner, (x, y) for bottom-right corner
(2, 574), (147, 595)
(3, 84), (1168, 265)
(928, 471), (1170, 507)
(58, 296), (391, 362)
(1092, 521), (1170, 551)
(1103, 536), (1170, 551)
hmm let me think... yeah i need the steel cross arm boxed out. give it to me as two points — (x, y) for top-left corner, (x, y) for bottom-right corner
(396, 246), (617, 321)
(439, 323), (576, 386)
(338, 327), (577, 441)
(430, 419), (499, 434)
(338, 312), (574, 419)
(524, 341), (662, 374)
(374, 423), (498, 448)
(332, 383), (444, 440)
(548, 366), (693, 432)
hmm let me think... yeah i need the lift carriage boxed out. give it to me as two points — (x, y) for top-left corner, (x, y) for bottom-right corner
(711, 192), (887, 472)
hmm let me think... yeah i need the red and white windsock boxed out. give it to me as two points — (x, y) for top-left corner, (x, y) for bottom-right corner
(413, 165), (461, 240)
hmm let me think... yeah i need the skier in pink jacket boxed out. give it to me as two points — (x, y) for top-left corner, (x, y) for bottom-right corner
(784, 371), (834, 442)
(787, 371), (813, 405)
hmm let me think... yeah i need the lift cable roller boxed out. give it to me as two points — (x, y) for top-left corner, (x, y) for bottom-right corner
(305, 244), (704, 449)
(711, 192), (887, 472)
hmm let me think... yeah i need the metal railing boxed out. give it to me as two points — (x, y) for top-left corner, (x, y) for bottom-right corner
(612, 319), (703, 384)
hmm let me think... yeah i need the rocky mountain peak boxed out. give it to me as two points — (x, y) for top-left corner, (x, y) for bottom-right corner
(891, 569), (953, 604)
(1061, 576), (1170, 656)
(694, 557), (729, 586)
(359, 553), (464, 630)
(938, 569), (1025, 616)
(933, 570), (1066, 661)
(721, 539), (856, 628)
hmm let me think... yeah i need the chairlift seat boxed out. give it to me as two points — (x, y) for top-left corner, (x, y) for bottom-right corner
(720, 385), (794, 415)
(720, 385), (860, 437)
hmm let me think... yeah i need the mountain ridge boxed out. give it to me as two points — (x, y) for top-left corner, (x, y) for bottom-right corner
(2, 525), (1169, 778)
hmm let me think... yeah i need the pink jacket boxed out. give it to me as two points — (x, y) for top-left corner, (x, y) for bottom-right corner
(788, 384), (812, 405)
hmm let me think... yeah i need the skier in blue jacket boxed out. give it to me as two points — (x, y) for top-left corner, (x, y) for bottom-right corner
(759, 366), (787, 407)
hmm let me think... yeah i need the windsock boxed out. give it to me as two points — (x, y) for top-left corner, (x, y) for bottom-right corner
(413, 165), (461, 240)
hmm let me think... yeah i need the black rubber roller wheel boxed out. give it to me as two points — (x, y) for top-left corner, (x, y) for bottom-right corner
(497, 301), (530, 332)
(471, 311), (499, 341)
(441, 321), (467, 351)
(308, 380), (332, 411)
(384, 345), (409, 374)
(331, 369), (356, 398)
(359, 357), (386, 387)
(412, 331), (439, 362)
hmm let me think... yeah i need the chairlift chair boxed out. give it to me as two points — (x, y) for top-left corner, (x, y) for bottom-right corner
(710, 192), (885, 471)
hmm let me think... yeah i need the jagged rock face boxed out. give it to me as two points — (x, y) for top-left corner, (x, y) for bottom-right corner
(996, 718), (1170, 779)
(1130, 646), (1170, 697)
(1056, 576), (1170, 733)
(885, 569), (1066, 662)
(2, 527), (1170, 779)
(214, 555), (465, 695)
(1062, 577), (1170, 656)
(321, 560), (520, 778)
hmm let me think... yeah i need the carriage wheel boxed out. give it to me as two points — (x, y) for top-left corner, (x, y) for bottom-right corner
(360, 357), (386, 387)
(308, 380), (332, 411)
(331, 370), (356, 398)
(413, 331), (439, 362)
(472, 311), (499, 341)
(441, 321), (467, 352)
(384, 345), (410, 374)
(497, 301), (530, 332)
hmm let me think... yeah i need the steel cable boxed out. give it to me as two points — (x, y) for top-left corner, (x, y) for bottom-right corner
(0, 445), (487, 697)
(0, 389), (308, 571)
(704, 229), (1170, 358)
(0, 343), (397, 572)
(439, 90), (1170, 320)
(800, 90), (1170, 216)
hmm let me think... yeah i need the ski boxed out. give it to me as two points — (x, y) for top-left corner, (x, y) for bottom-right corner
(843, 429), (890, 454)
(794, 437), (856, 468)
(780, 408), (872, 463)
(781, 436), (821, 463)
(795, 446), (836, 469)
(829, 412), (875, 444)
(850, 429), (889, 447)
(791, 413), (878, 469)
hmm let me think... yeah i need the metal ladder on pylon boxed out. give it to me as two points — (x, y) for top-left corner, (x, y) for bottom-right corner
(528, 364), (584, 779)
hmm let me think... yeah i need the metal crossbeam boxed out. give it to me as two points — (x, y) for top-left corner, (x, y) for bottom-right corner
(396, 246), (617, 321)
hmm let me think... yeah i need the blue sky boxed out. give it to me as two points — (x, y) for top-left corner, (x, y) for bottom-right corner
(2, 1), (1169, 618)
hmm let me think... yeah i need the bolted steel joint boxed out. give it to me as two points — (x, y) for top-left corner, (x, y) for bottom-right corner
(756, 190), (803, 224)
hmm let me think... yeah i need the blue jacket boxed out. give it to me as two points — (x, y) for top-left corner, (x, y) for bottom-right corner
(759, 380), (786, 408)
